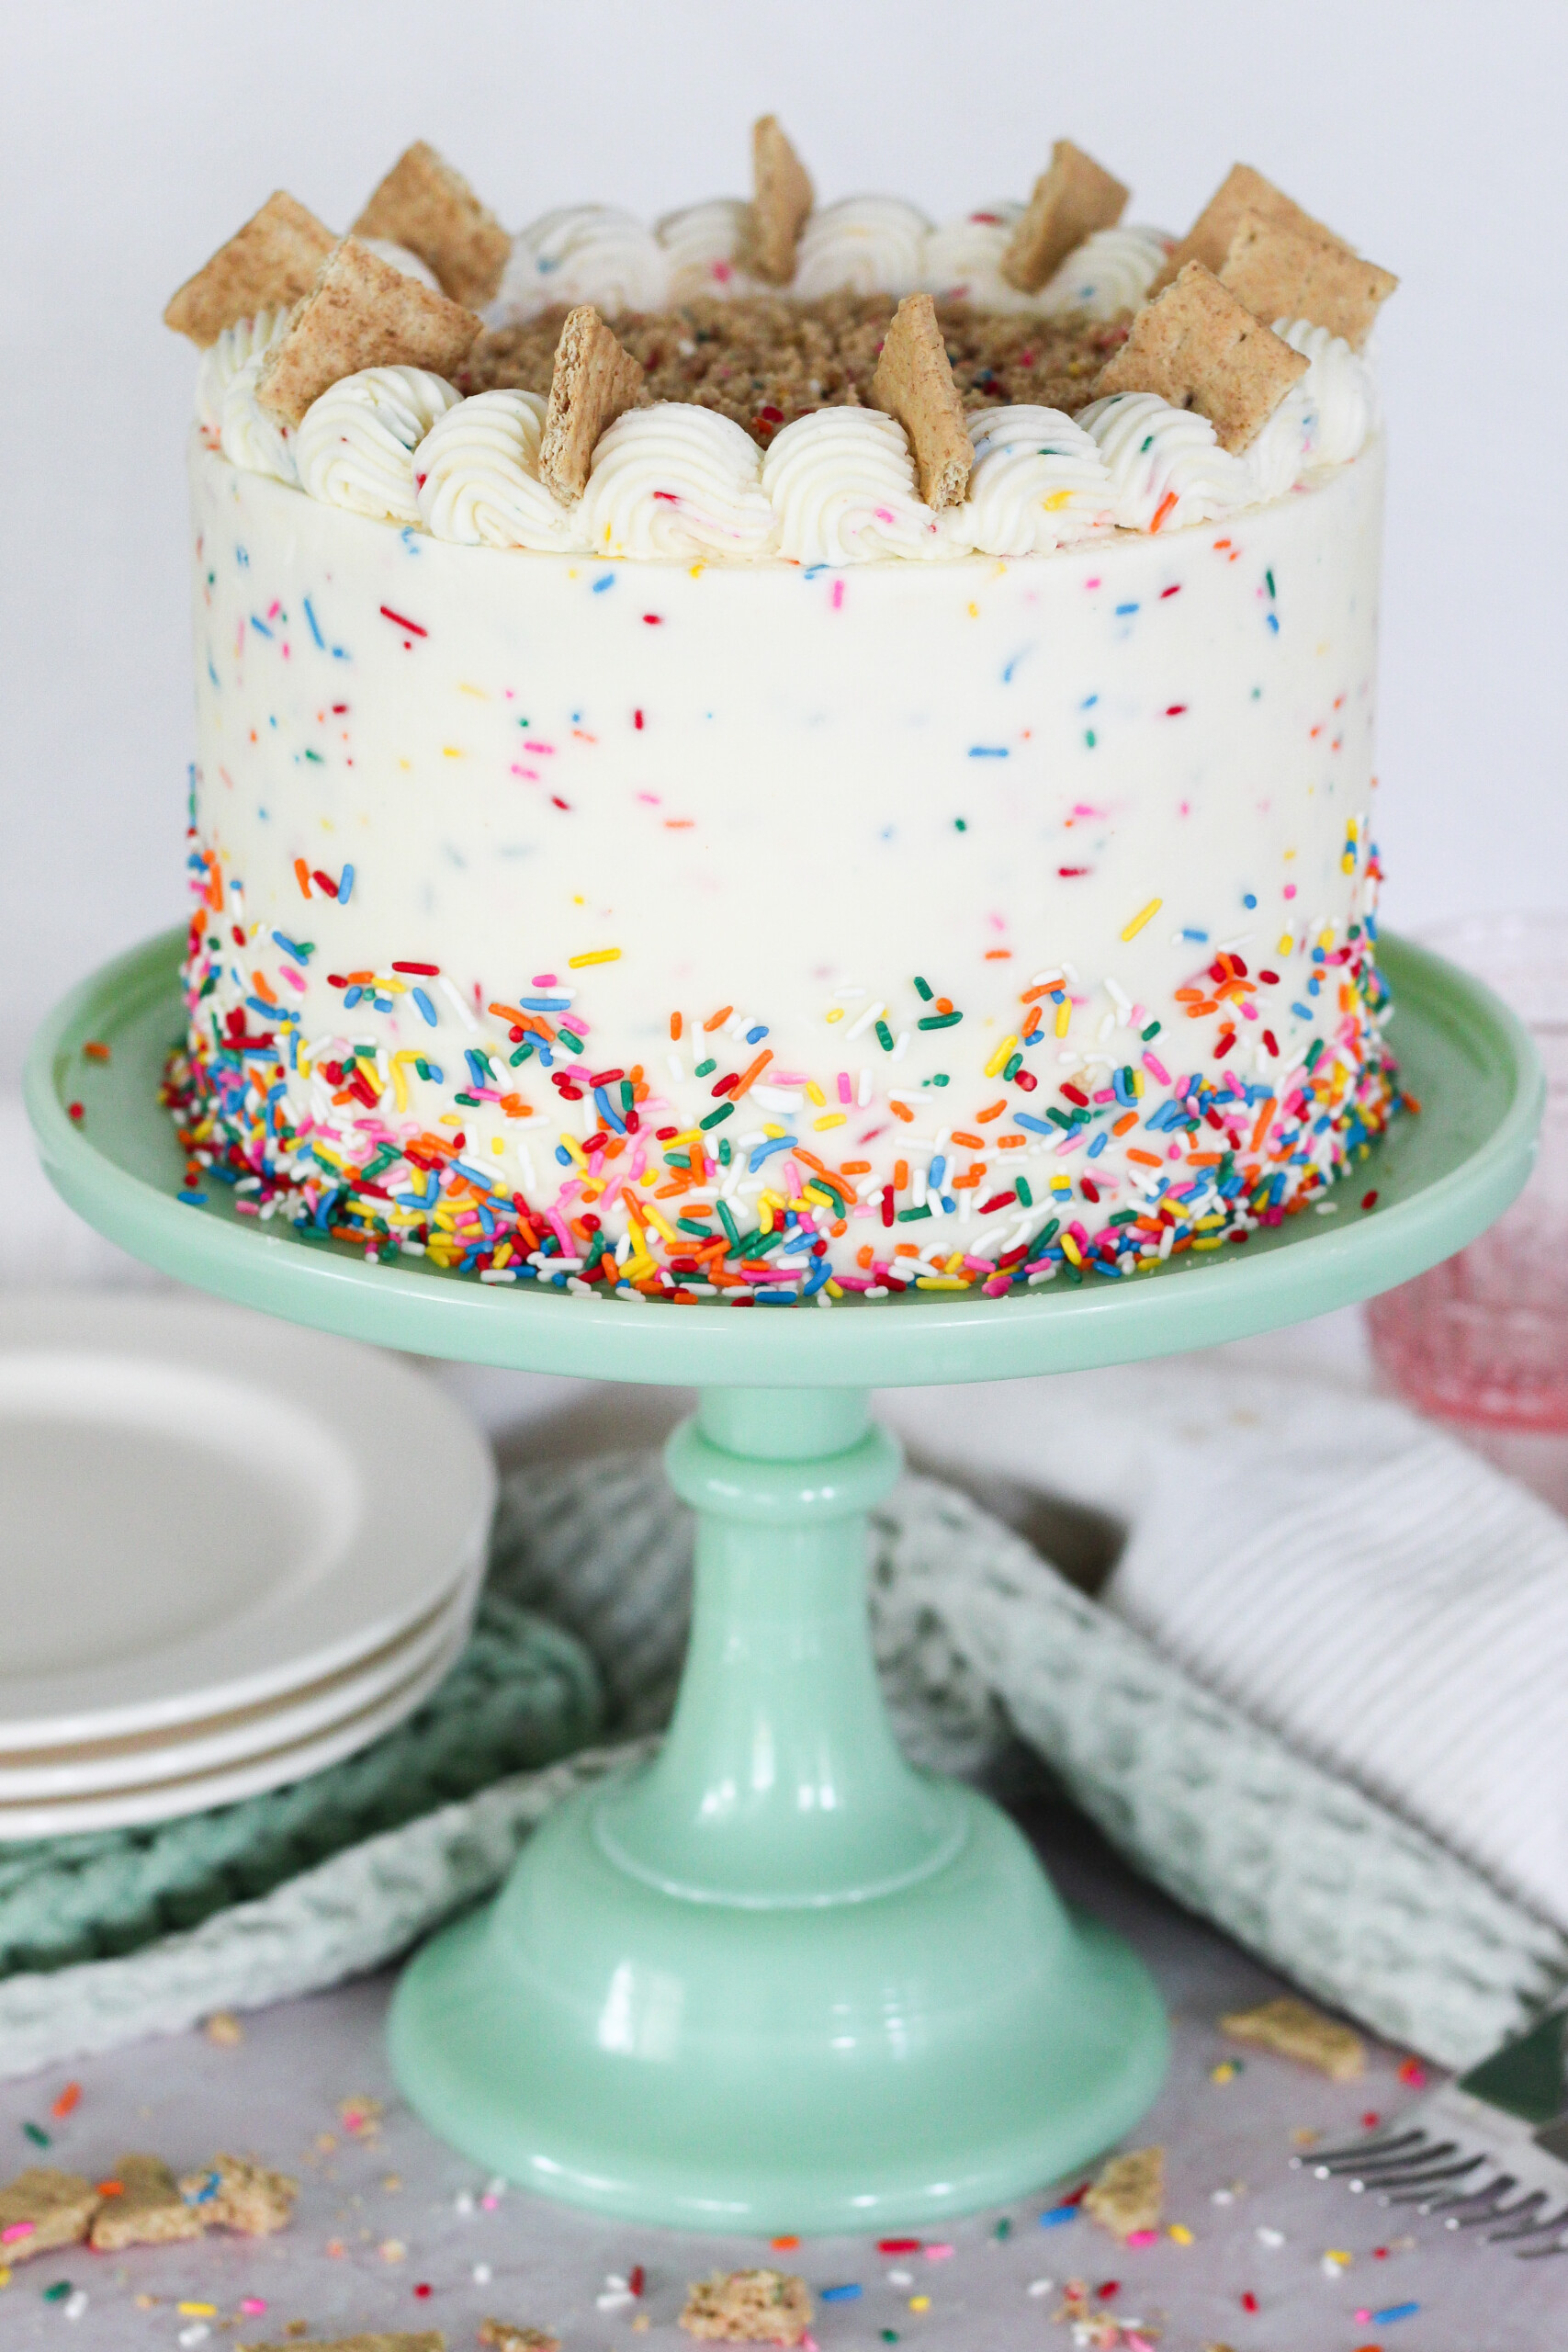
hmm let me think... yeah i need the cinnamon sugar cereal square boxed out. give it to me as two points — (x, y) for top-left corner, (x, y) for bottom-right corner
(353, 141), (511, 311)
(1084, 2144), (1164, 2239)
(1149, 161), (1338, 296)
(744, 115), (815, 285)
(1220, 213), (1397, 348)
(254, 239), (480, 425)
(164, 191), (334, 346)
(0, 2166), (97, 2262)
(1220, 1995), (1366, 2079)
(1001, 140), (1129, 295)
(871, 291), (974, 507)
(679, 2267), (814, 2343)
(89, 2154), (206, 2249)
(1094, 261), (1308, 450)
(537, 303), (646, 499)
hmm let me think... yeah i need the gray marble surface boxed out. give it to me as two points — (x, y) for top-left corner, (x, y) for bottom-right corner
(0, 1792), (1555, 2352)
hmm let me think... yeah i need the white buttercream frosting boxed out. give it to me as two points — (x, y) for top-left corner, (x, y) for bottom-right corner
(219, 353), (300, 485)
(793, 197), (932, 299)
(1279, 317), (1380, 468)
(1077, 390), (1248, 530)
(946, 405), (1114, 556)
(580, 403), (775, 560)
(357, 237), (444, 293)
(761, 406), (940, 563)
(197, 310), (290, 434)
(919, 205), (1038, 311)
(296, 367), (461, 524)
(491, 205), (670, 325)
(654, 199), (764, 301)
(1038, 225), (1172, 319)
(414, 388), (578, 549)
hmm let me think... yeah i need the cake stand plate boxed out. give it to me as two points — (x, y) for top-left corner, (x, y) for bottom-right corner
(26, 931), (1541, 2233)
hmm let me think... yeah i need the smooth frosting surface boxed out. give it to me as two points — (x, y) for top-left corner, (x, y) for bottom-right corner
(177, 437), (1393, 1303)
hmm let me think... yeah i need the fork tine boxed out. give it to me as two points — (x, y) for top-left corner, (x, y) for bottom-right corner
(1489, 2200), (1568, 2245)
(1450, 2188), (1545, 2233)
(1302, 2126), (1426, 2175)
(1428, 2171), (1517, 2218)
(1384, 2154), (1486, 2203)
(1347, 2140), (1458, 2191)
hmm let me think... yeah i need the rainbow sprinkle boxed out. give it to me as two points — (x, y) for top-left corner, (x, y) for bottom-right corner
(164, 833), (1406, 1307)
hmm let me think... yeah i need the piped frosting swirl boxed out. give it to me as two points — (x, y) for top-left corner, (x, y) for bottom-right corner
(296, 367), (461, 523)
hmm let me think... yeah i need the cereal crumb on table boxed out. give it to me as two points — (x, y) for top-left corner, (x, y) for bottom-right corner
(1219, 1996), (1366, 2081)
(178, 2153), (299, 2235)
(479, 2321), (560, 2350)
(679, 2267), (815, 2343)
(90, 2153), (206, 2248)
(0, 2166), (98, 2260)
(240, 2335), (444, 2352)
(1084, 2145), (1165, 2239)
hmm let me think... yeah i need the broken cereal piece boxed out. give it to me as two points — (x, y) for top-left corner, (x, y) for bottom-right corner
(1084, 2144), (1165, 2239)
(204, 2009), (244, 2045)
(0, 2167), (97, 2262)
(1094, 262), (1308, 451)
(1001, 139), (1129, 295)
(353, 141), (511, 311)
(679, 2267), (814, 2344)
(871, 292), (974, 508)
(254, 239), (480, 426)
(240, 2336), (443, 2352)
(1220, 213), (1398, 350)
(1220, 1996), (1366, 2081)
(164, 191), (335, 347)
(179, 2153), (299, 2235)
(744, 115), (815, 286)
(89, 2154), (206, 2250)
(479, 2324), (560, 2352)
(1149, 162), (1339, 296)
(537, 304), (646, 501)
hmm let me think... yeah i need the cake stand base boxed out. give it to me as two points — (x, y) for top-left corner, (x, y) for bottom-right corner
(390, 1800), (1163, 2233)
(389, 1386), (1165, 2231)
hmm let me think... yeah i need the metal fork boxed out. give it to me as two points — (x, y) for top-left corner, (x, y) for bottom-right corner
(1292, 1993), (1568, 2257)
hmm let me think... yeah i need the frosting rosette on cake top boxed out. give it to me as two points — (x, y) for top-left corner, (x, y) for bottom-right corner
(296, 367), (461, 523)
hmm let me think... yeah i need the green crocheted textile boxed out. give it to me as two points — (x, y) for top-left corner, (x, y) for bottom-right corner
(0, 1588), (602, 1977)
(0, 1450), (1562, 2078)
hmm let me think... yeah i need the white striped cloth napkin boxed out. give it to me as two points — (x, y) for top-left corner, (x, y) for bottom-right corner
(1100, 1399), (1568, 1935)
(888, 1360), (1568, 1945)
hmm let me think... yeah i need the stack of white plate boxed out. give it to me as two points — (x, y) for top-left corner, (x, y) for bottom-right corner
(0, 1293), (495, 1836)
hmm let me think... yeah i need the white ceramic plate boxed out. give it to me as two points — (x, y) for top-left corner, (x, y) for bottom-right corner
(0, 1293), (496, 1747)
(0, 1618), (470, 1838)
(0, 1562), (480, 1799)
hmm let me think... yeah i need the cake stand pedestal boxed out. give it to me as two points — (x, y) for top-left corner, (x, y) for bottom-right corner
(27, 932), (1540, 2232)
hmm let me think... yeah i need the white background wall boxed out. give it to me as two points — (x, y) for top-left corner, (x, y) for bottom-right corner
(3, 0), (1565, 1084)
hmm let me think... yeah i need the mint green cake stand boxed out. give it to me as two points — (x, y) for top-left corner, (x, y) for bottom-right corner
(27, 929), (1540, 2233)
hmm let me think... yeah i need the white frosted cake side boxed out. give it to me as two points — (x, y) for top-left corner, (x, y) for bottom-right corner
(171, 432), (1394, 1303)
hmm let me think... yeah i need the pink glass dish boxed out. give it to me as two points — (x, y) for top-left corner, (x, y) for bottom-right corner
(1367, 911), (1568, 1431)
